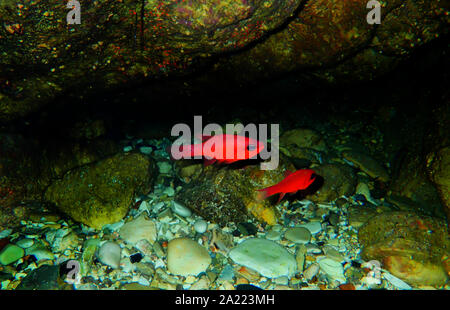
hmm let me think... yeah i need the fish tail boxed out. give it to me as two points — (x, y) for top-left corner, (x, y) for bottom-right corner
(256, 184), (279, 200)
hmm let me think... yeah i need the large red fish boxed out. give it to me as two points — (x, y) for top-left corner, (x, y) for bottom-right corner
(169, 134), (265, 166)
(257, 169), (316, 203)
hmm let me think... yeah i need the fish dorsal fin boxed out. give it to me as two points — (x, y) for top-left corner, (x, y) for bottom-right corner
(284, 170), (293, 177)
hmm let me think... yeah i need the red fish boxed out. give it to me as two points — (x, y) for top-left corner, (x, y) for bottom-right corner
(169, 134), (265, 166)
(257, 169), (316, 203)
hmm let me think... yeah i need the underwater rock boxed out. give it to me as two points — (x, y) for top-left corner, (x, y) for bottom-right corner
(16, 265), (66, 290)
(193, 219), (208, 234)
(341, 150), (390, 182)
(318, 258), (346, 282)
(211, 0), (448, 84)
(97, 241), (122, 269)
(174, 160), (204, 183)
(167, 237), (211, 277)
(389, 149), (445, 218)
(44, 152), (156, 230)
(306, 163), (357, 203)
(426, 146), (450, 226)
(0, 244), (24, 265)
(175, 156), (295, 227)
(119, 214), (157, 245)
(280, 128), (328, 153)
(284, 227), (312, 244)
(0, 0), (300, 122)
(229, 238), (297, 278)
(358, 211), (450, 287)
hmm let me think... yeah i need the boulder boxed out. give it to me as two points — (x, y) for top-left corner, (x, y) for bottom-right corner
(358, 211), (449, 287)
(175, 156), (295, 227)
(44, 152), (156, 230)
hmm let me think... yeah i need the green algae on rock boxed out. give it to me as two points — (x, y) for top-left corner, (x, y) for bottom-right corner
(44, 152), (156, 230)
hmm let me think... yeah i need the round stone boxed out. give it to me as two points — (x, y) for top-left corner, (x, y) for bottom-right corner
(194, 220), (208, 234)
(167, 238), (211, 276)
(97, 241), (121, 269)
(284, 227), (312, 244)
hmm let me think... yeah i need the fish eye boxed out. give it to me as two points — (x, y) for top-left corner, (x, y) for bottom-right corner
(247, 144), (257, 151)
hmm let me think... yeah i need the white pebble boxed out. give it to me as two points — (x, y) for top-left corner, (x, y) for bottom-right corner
(123, 146), (133, 152)
(194, 220), (208, 234)
(171, 201), (192, 217)
(139, 146), (153, 155)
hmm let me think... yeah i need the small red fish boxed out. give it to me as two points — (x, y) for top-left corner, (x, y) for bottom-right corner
(169, 134), (265, 166)
(257, 169), (317, 203)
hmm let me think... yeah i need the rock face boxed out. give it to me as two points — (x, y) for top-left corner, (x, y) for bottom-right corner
(427, 146), (450, 225)
(0, 0), (300, 122)
(44, 152), (156, 230)
(358, 211), (449, 287)
(1, 0), (447, 122)
(213, 0), (449, 84)
(175, 156), (295, 227)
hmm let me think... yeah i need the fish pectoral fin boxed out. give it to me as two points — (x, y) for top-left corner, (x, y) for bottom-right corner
(276, 193), (286, 204)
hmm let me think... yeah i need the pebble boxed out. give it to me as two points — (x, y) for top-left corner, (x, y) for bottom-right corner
(139, 146), (153, 155)
(305, 243), (322, 254)
(295, 244), (307, 273)
(119, 214), (157, 245)
(323, 245), (345, 262)
(171, 201), (192, 218)
(383, 272), (412, 290)
(97, 241), (121, 269)
(229, 238), (297, 278)
(284, 227), (311, 244)
(193, 219), (208, 234)
(15, 238), (34, 249)
(265, 230), (282, 241)
(303, 263), (320, 281)
(163, 187), (175, 197)
(26, 248), (54, 262)
(299, 221), (322, 234)
(0, 244), (24, 265)
(157, 161), (172, 174)
(167, 238), (211, 276)
(318, 258), (346, 282)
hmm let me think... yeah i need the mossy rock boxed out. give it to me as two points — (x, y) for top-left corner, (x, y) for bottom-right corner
(175, 156), (295, 227)
(44, 152), (156, 230)
(358, 211), (450, 287)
